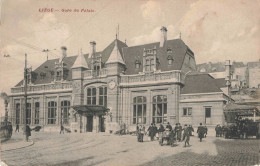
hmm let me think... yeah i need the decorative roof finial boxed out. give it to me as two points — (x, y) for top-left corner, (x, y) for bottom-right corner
(179, 32), (182, 39)
(125, 39), (127, 44)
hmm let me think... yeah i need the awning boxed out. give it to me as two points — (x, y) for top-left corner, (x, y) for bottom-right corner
(72, 105), (110, 115)
(224, 103), (260, 123)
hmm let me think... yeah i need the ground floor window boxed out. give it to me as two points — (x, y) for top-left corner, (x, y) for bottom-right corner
(183, 107), (192, 116)
(26, 103), (31, 124)
(133, 96), (146, 124)
(205, 107), (211, 118)
(48, 101), (57, 124)
(15, 103), (20, 124)
(152, 95), (167, 124)
(34, 102), (40, 124)
(61, 100), (70, 125)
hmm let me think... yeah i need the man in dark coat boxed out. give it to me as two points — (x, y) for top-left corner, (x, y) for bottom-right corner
(215, 125), (220, 137)
(176, 123), (183, 141)
(182, 124), (190, 147)
(158, 124), (165, 133)
(148, 123), (154, 141)
(25, 124), (31, 142)
(197, 123), (204, 142)
(166, 122), (172, 131)
(188, 125), (194, 136)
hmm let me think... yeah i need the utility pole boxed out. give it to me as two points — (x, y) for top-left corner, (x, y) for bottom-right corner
(24, 53), (28, 140)
(43, 49), (49, 61)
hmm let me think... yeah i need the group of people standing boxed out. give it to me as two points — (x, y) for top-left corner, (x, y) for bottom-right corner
(136, 122), (209, 147)
(137, 122), (207, 147)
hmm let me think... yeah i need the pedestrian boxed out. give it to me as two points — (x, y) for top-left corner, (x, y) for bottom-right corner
(60, 125), (64, 134)
(204, 125), (208, 138)
(15, 124), (19, 132)
(153, 123), (158, 140)
(177, 123), (182, 141)
(197, 123), (204, 142)
(188, 125), (194, 136)
(215, 124), (221, 137)
(148, 123), (154, 141)
(166, 122), (172, 131)
(182, 124), (190, 147)
(136, 124), (139, 134)
(139, 125), (145, 142)
(25, 124), (31, 142)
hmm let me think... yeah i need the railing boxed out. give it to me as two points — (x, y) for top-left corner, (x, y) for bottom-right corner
(121, 70), (182, 84)
(83, 69), (107, 78)
(11, 82), (73, 93)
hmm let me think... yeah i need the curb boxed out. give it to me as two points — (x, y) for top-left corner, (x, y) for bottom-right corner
(1, 140), (34, 152)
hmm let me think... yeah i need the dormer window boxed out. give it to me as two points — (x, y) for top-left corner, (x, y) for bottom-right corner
(145, 56), (155, 72)
(135, 60), (141, 69)
(167, 55), (174, 65)
(56, 71), (62, 81)
(40, 72), (46, 79)
(167, 48), (172, 54)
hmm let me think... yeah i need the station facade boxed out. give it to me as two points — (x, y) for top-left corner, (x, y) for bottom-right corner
(9, 27), (229, 133)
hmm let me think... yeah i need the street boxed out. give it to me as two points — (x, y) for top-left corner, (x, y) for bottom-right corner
(1, 131), (259, 166)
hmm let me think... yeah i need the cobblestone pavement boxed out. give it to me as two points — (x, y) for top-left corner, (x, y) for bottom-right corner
(1, 132), (259, 166)
(142, 138), (259, 166)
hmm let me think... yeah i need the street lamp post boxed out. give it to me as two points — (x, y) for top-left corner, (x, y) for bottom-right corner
(24, 53), (28, 140)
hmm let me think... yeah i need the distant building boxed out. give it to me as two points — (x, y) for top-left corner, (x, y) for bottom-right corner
(9, 27), (228, 133)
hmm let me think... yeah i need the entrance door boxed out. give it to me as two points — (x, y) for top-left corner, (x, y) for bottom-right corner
(205, 107), (211, 124)
(99, 116), (105, 132)
(86, 116), (93, 132)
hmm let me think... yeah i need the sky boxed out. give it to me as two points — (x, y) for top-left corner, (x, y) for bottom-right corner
(0, 0), (260, 114)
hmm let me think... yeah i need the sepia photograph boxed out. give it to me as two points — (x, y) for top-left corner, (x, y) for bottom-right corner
(0, 0), (259, 165)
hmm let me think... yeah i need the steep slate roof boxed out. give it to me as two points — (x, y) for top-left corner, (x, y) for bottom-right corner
(15, 39), (127, 87)
(106, 40), (125, 65)
(123, 39), (191, 75)
(214, 78), (226, 88)
(181, 73), (224, 94)
(71, 49), (89, 69)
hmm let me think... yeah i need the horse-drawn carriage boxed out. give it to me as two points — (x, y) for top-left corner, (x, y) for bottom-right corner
(158, 129), (176, 146)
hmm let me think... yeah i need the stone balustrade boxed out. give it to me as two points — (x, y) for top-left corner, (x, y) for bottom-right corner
(11, 82), (73, 93)
(120, 70), (183, 84)
(83, 69), (107, 78)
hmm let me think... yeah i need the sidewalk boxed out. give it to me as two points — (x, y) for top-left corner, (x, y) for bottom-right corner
(1, 140), (34, 152)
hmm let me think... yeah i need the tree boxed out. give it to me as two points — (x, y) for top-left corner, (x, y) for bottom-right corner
(1, 92), (10, 121)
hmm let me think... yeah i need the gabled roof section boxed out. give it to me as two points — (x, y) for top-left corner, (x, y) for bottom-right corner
(71, 49), (89, 69)
(122, 39), (190, 75)
(106, 39), (126, 65)
(14, 39), (127, 87)
(181, 72), (224, 94)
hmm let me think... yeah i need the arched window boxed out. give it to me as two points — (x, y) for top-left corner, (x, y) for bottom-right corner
(26, 103), (31, 124)
(87, 87), (96, 105)
(34, 102), (40, 124)
(99, 86), (107, 107)
(15, 103), (20, 124)
(133, 96), (146, 124)
(61, 100), (70, 125)
(48, 101), (57, 124)
(152, 95), (167, 124)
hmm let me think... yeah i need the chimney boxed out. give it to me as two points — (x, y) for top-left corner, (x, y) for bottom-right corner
(58, 46), (67, 63)
(90, 41), (96, 58)
(160, 26), (167, 47)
